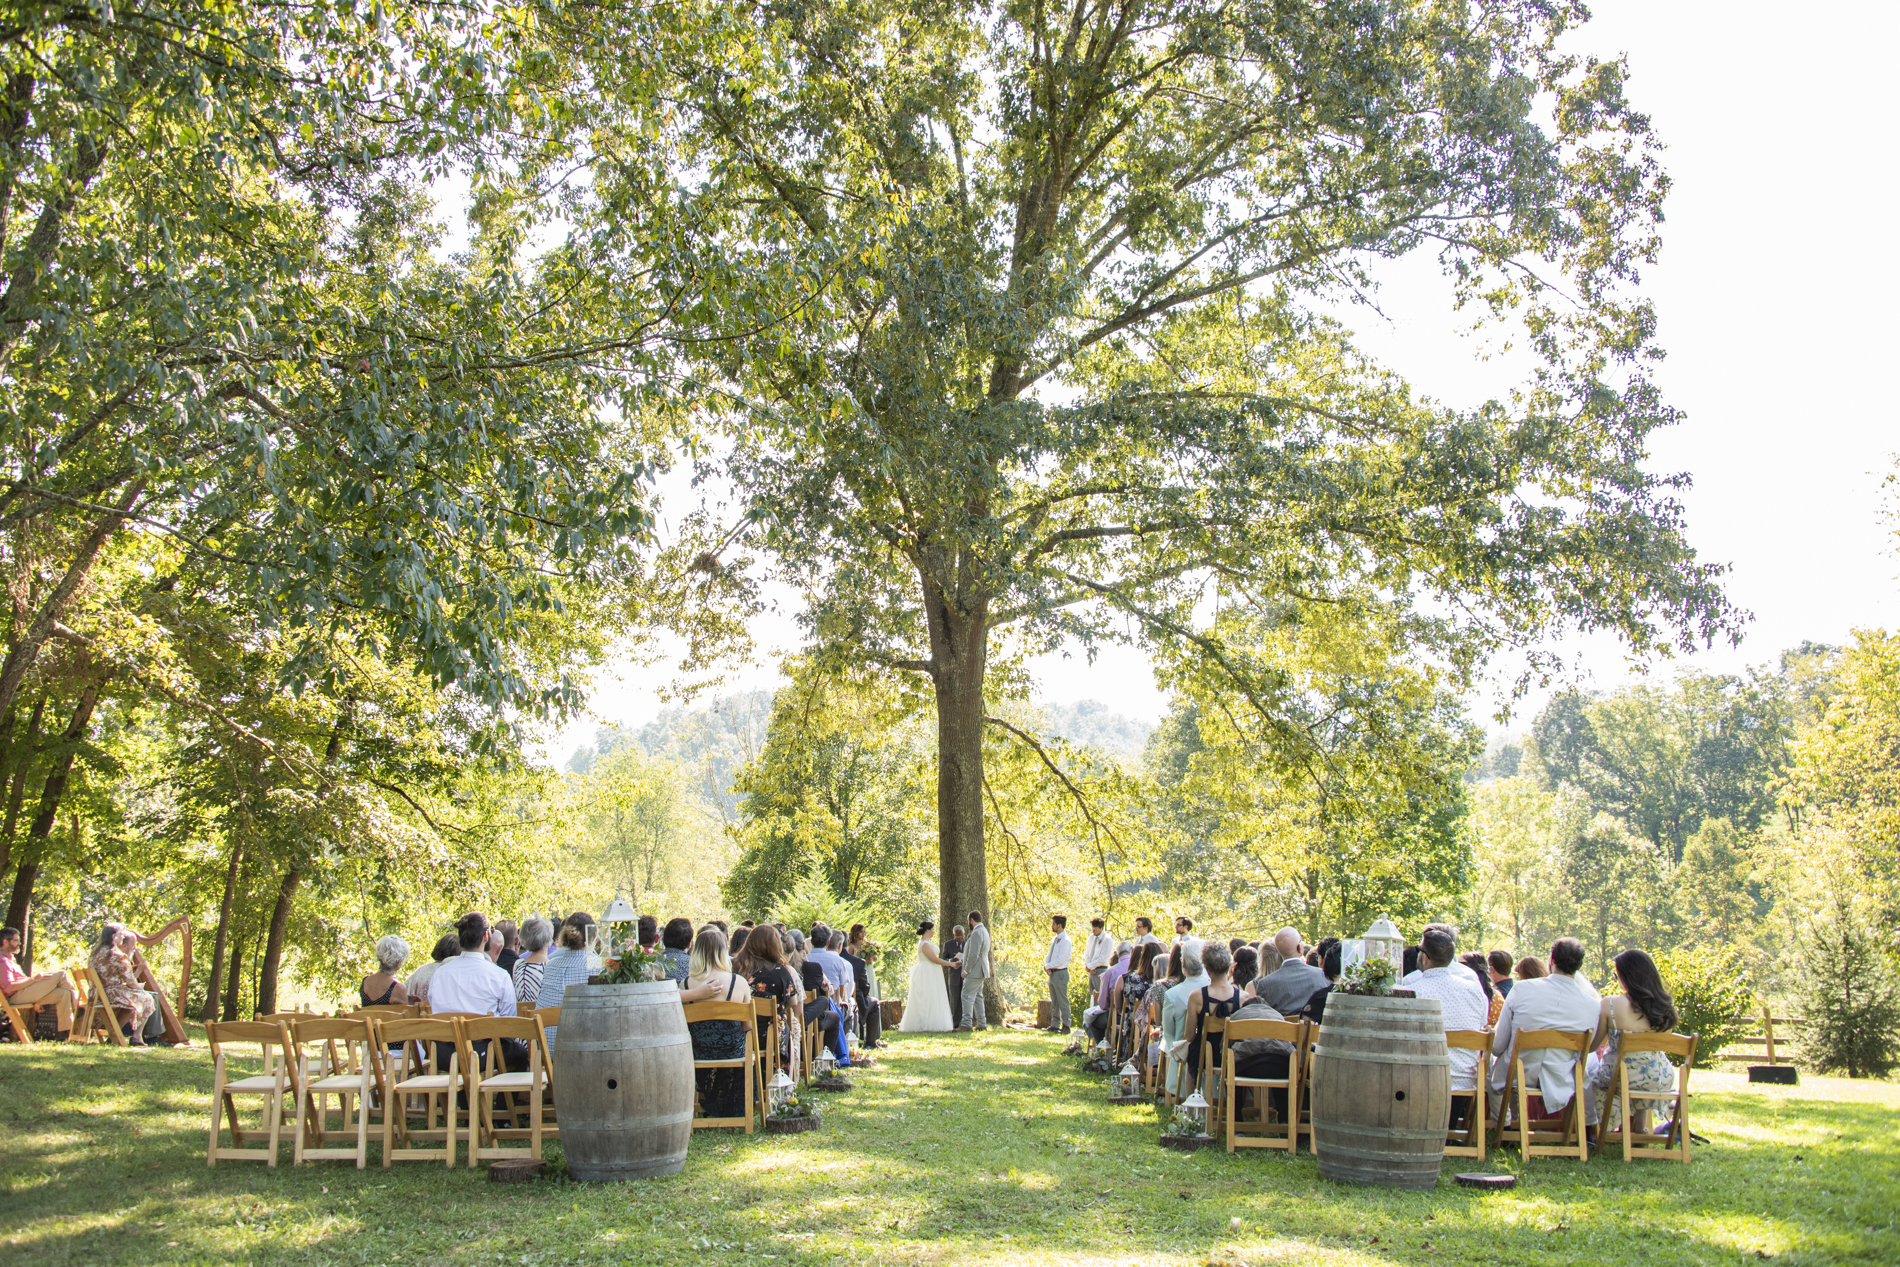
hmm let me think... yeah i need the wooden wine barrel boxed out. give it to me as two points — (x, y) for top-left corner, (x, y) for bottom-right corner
(1309, 994), (1452, 1190)
(551, 981), (693, 1181)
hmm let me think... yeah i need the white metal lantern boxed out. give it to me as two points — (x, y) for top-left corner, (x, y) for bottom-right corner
(769, 1069), (795, 1113)
(1179, 1089), (1210, 1135)
(815, 1046), (838, 1078)
(1115, 1061), (1141, 1098)
(1361, 915), (1406, 973)
(602, 893), (636, 922)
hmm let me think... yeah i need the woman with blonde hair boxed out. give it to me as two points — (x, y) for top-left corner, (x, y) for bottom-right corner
(683, 926), (749, 1118)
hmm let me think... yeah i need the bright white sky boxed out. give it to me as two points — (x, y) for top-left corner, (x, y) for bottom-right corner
(531, 0), (1900, 764)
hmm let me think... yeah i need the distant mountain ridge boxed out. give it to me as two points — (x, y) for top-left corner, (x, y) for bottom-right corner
(1042, 698), (1154, 755)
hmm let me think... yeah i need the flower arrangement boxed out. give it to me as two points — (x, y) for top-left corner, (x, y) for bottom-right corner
(769, 1090), (822, 1121)
(1163, 1105), (1210, 1139)
(599, 942), (669, 985)
(1337, 955), (1397, 997)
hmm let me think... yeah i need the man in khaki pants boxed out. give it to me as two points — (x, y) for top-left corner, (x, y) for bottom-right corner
(1, 926), (76, 1039)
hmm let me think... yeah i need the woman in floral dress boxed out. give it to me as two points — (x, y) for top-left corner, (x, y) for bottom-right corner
(89, 923), (155, 1046)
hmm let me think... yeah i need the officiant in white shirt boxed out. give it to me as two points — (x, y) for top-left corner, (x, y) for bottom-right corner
(1082, 918), (1115, 998)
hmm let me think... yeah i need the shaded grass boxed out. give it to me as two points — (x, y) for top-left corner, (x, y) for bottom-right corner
(0, 1027), (1894, 1266)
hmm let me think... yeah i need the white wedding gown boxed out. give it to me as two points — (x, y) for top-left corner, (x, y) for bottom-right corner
(899, 938), (956, 1032)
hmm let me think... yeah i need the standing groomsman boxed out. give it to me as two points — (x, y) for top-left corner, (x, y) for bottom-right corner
(1083, 917), (1115, 999)
(1044, 915), (1074, 1033)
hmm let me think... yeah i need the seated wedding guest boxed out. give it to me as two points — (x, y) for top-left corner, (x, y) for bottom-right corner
(1408, 928), (1489, 1094)
(1, 925), (76, 1040)
(1302, 943), (1343, 1024)
(1254, 929), (1329, 1014)
(90, 923), (160, 1046)
(730, 926), (754, 973)
(1490, 937), (1600, 1119)
(1402, 944), (1421, 978)
(1228, 993), (1297, 1117)
(1516, 955), (1547, 982)
(809, 930), (854, 1024)
(1461, 952), (1502, 1026)
(745, 923), (799, 1052)
(799, 959), (843, 1061)
(359, 935), (411, 1008)
(1307, 935), (1339, 968)
(1232, 945), (1258, 991)
(433, 912), (527, 1075)
(1083, 941), (1134, 1043)
(1160, 942), (1210, 1095)
(1253, 941), (1283, 981)
(682, 926), (750, 1119)
(709, 919), (731, 936)
(512, 918), (553, 1014)
(535, 911), (600, 1047)
(1584, 948), (1680, 1140)
(840, 935), (879, 1048)
(404, 933), (461, 1005)
(1182, 943), (1242, 1093)
(494, 919), (520, 975)
(1488, 949), (1516, 999)
(660, 919), (694, 982)
(1141, 945), (1186, 1070)
(637, 914), (659, 950)
(1114, 943), (1160, 1062)
(787, 929), (808, 972)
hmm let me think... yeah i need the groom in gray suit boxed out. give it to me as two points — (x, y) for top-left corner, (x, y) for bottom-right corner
(955, 911), (991, 1031)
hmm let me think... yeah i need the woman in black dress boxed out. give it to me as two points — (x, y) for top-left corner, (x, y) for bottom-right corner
(1183, 943), (1243, 1092)
(746, 924), (798, 1059)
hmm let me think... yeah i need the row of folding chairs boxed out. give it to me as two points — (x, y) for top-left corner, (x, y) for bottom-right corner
(207, 1006), (561, 1169)
(1152, 1017), (1696, 1164)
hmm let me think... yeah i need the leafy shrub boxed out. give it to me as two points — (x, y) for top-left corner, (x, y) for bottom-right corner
(1796, 904), (1900, 1079)
(1653, 945), (1756, 1067)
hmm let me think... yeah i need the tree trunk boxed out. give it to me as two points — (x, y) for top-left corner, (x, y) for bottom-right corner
(3, 671), (105, 962)
(922, 577), (1002, 1018)
(222, 933), (245, 1020)
(200, 840), (244, 1022)
(254, 698), (352, 1015)
(0, 691), (44, 879)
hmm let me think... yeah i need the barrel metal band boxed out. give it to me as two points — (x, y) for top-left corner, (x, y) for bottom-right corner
(559, 1035), (689, 1052)
(560, 1109), (694, 1130)
(1312, 1045), (1449, 1067)
(1314, 1120), (1449, 1142)
(1318, 1024), (1447, 1041)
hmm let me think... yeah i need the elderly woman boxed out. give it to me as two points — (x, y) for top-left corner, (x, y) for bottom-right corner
(359, 935), (411, 1007)
(534, 911), (600, 1046)
(512, 918), (553, 1014)
(89, 923), (158, 1046)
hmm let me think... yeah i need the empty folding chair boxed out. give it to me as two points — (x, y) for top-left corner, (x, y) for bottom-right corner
(290, 1017), (377, 1167)
(373, 1017), (465, 1167)
(457, 1017), (555, 1166)
(205, 1020), (294, 1166)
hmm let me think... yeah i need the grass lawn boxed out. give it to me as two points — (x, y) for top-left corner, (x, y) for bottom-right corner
(1, 1026), (1895, 1266)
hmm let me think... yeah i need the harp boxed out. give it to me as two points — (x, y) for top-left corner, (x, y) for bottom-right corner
(130, 917), (193, 1047)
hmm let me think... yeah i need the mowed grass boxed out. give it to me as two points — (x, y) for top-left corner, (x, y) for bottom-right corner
(1, 1026), (1895, 1266)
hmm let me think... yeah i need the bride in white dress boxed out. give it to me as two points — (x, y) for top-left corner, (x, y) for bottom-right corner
(899, 920), (958, 1032)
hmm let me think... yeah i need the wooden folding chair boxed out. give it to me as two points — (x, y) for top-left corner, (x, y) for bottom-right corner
(373, 1017), (464, 1167)
(1196, 1015), (1228, 1136)
(1497, 1029), (1590, 1161)
(1, 997), (36, 1044)
(1106, 976), (1124, 1056)
(1296, 1021), (1317, 1151)
(801, 1006), (824, 1084)
(457, 1017), (554, 1166)
(290, 1017), (376, 1167)
(683, 1000), (757, 1134)
(1600, 1032), (1697, 1163)
(79, 964), (129, 1046)
(752, 996), (780, 1118)
(205, 1020), (293, 1166)
(528, 1006), (560, 1123)
(1444, 1030), (1492, 1159)
(1225, 1018), (1302, 1153)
